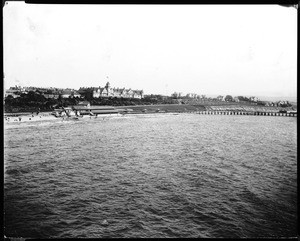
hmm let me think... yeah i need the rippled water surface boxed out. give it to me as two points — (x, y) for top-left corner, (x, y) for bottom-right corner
(4, 114), (297, 238)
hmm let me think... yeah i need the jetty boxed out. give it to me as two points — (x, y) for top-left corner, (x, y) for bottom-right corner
(197, 105), (297, 117)
(197, 110), (297, 117)
(111, 104), (297, 117)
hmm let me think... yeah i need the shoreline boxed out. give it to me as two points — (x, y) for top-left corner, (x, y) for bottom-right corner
(4, 104), (297, 124)
(5, 103), (296, 115)
(4, 110), (297, 125)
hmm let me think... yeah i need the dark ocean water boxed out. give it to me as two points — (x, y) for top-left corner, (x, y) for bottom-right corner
(4, 114), (297, 238)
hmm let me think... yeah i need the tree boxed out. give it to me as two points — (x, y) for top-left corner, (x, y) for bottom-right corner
(237, 96), (249, 101)
(257, 101), (266, 106)
(225, 95), (233, 102)
(171, 92), (179, 98)
(27, 91), (36, 101)
(5, 95), (14, 100)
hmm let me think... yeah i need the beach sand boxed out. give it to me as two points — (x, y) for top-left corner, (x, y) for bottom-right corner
(4, 113), (57, 123)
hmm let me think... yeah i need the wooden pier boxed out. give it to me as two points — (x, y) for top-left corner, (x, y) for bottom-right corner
(197, 111), (297, 117)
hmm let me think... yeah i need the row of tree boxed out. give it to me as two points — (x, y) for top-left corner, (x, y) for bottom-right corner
(4, 91), (175, 112)
(4, 91), (292, 113)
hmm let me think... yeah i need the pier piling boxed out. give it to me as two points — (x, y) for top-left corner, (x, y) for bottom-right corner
(199, 109), (296, 117)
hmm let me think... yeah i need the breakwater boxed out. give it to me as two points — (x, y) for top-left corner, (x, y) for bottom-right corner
(116, 104), (297, 117)
(197, 111), (297, 117)
(197, 104), (297, 117)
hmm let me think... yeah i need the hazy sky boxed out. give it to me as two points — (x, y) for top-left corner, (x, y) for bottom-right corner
(3, 3), (297, 98)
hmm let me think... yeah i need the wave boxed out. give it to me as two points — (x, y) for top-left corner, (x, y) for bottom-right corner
(4, 115), (297, 238)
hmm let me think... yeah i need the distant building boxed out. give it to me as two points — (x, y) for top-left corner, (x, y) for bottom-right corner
(79, 82), (143, 99)
(91, 87), (101, 98)
(43, 93), (60, 99)
(186, 93), (198, 98)
(217, 95), (224, 101)
(171, 92), (183, 98)
(249, 96), (259, 102)
(77, 101), (90, 107)
(5, 83), (143, 100)
(100, 82), (114, 97)
(5, 91), (20, 98)
(5, 85), (23, 98)
(132, 90), (143, 99)
(172, 98), (183, 104)
(60, 90), (72, 98)
(72, 91), (81, 98)
(59, 89), (81, 98)
(233, 96), (240, 102)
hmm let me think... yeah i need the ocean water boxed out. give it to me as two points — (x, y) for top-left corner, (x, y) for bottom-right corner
(4, 114), (297, 238)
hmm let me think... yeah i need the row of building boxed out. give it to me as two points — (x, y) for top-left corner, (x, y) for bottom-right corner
(265, 100), (291, 107)
(171, 92), (260, 103)
(4, 82), (144, 99)
(78, 82), (143, 99)
(5, 86), (79, 99)
(4, 84), (292, 107)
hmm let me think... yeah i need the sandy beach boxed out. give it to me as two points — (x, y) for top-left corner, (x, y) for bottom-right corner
(4, 112), (57, 124)
(4, 103), (296, 125)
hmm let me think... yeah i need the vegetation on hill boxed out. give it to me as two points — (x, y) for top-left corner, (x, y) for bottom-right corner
(4, 92), (175, 113)
(4, 91), (294, 113)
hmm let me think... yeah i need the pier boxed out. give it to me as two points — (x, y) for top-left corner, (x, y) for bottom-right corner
(197, 111), (297, 117)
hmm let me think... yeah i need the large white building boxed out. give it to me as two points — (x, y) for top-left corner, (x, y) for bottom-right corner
(81, 82), (144, 99)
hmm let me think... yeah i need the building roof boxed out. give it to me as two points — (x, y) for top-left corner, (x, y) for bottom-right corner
(61, 90), (73, 95)
(73, 105), (115, 110)
(77, 101), (90, 106)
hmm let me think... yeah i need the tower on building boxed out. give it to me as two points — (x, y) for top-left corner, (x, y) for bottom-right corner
(105, 82), (110, 90)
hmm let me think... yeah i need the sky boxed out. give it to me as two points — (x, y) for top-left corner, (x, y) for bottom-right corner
(3, 3), (297, 100)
